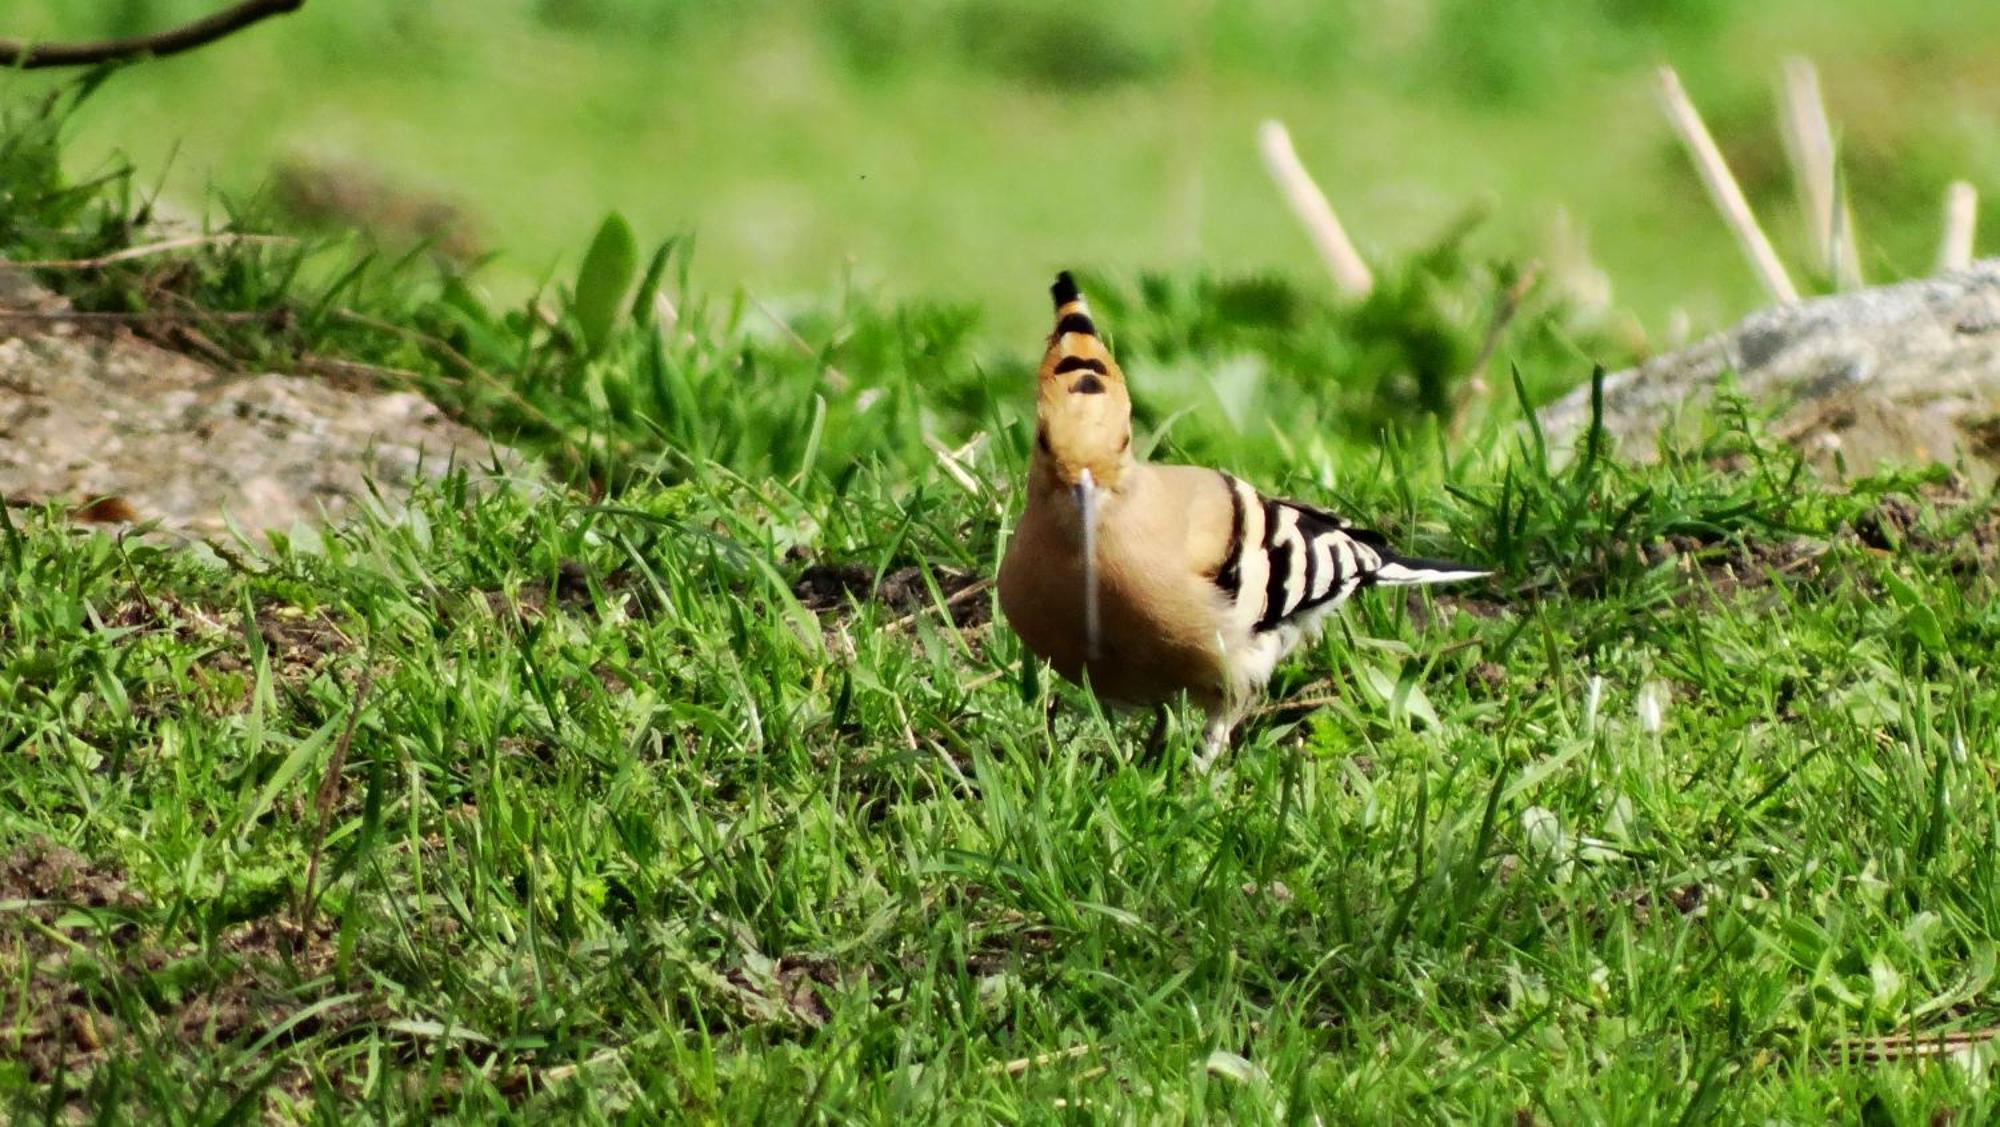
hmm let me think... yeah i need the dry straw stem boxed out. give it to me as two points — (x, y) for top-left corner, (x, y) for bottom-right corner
(1449, 262), (1542, 438)
(882, 575), (992, 635)
(987, 1044), (1093, 1077)
(1834, 1026), (1999, 1063)
(1776, 57), (1862, 288)
(1257, 120), (1374, 298)
(751, 291), (849, 392)
(1656, 66), (1800, 305)
(13, 233), (298, 270)
(924, 434), (983, 496)
(297, 664), (375, 938)
(1939, 180), (1978, 273)
(924, 432), (1001, 516)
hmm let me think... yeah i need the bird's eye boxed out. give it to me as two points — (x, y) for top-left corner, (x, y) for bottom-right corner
(1119, 433), (1131, 451)
(1036, 428), (1052, 454)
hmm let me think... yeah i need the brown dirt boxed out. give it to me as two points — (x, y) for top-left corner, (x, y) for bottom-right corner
(1835, 485), (2000, 585)
(273, 156), (482, 264)
(93, 596), (356, 721)
(1, 839), (373, 1110)
(1548, 486), (1997, 608)
(255, 605), (354, 677)
(1969, 416), (2000, 461)
(1892, 479), (2000, 562)
(1851, 493), (1923, 551)
(1675, 536), (1832, 603)
(1406, 590), (1507, 634)
(0, 840), (141, 919)
(98, 594), (352, 673)
(471, 560), (648, 624)
(720, 955), (838, 1030)
(793, 562), (991, 629)
(963, 918), (1061, 978)
(1465, 661), (1508, 694)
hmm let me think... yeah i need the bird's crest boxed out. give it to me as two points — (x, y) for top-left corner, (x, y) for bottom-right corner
(1039, 272), (1124, 397)
(1033, 272), (1133, 490)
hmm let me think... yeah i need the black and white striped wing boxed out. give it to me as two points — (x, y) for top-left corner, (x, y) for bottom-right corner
(1210, 473), (1487, 636)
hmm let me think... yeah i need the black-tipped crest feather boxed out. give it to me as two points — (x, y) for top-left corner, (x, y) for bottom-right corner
(1051, 271), (1081, 309)
(1055, 312), (1096, 337)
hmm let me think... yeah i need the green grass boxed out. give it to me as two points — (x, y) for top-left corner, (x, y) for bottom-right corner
(4, 0), (1999, 343)
(5, 370), (2000, 1120)
(7, 62), (2000, 1122)
(0, 85), (1604, 489)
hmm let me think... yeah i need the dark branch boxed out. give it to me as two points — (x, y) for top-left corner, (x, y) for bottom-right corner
(0, 0), (305, 69)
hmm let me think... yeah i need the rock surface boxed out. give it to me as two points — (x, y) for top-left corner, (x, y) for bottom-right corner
(1538, 260), (2000, 483)
(0, 268), (524, 540)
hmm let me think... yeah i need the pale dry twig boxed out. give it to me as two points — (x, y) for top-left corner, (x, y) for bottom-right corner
(1657, 66), (1799, 305)
(1257, 120), (1373, 298)
(1939, 180), (1978, 273)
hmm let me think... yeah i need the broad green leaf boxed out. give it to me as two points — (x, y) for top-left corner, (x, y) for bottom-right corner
(575, 211), (638, 358)
(1884, 571), (1945, 650)
(1907, 604), (1946, 653)
(1881, 570), (1922, 611)
(437, 276), (517, 368)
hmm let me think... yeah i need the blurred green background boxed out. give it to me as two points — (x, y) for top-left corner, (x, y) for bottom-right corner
(4, 0), (1996, 343)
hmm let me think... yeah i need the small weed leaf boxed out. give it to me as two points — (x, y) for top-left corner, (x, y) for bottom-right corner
(1906, 603), (1947, 654)
(574, 211), (638, 358)
(1882, 570), (1947, 653)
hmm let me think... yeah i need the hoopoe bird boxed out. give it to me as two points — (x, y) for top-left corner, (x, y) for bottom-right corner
(998, 272), (1488, 769)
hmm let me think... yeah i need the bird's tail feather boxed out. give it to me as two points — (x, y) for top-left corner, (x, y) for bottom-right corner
(1373, 555), (1490, 586)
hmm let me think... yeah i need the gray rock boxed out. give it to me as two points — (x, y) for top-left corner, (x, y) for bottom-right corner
(1538, 260), (2000, 484)
(0, 269), (526, 540)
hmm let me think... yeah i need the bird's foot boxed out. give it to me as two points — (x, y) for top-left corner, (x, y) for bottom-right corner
(1191, 717), (1232, 775)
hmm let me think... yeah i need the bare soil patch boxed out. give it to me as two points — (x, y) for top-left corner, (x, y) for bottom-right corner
(0, 269), (521, 541)
(793, 562), (991, 629)
(1, 840), (371, 1108)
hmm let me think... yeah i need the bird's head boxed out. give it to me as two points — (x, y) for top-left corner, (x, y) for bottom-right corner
(1027, 272), (1133, 662)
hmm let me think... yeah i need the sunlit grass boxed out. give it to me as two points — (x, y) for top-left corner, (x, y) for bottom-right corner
(5, 49), (2000, 1120)
(4, 386), (1998, 1117)
(4, 0), (1997, 342)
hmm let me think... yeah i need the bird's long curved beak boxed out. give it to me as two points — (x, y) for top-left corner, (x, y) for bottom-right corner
(1074, 468), (1101, 662)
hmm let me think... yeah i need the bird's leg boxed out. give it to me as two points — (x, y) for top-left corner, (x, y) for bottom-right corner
(1143, 703), (1170, 760)
(1192, 712), (1233, 775)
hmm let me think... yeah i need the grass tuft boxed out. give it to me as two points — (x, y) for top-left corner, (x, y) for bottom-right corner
(4, 88), (2000, 1121)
